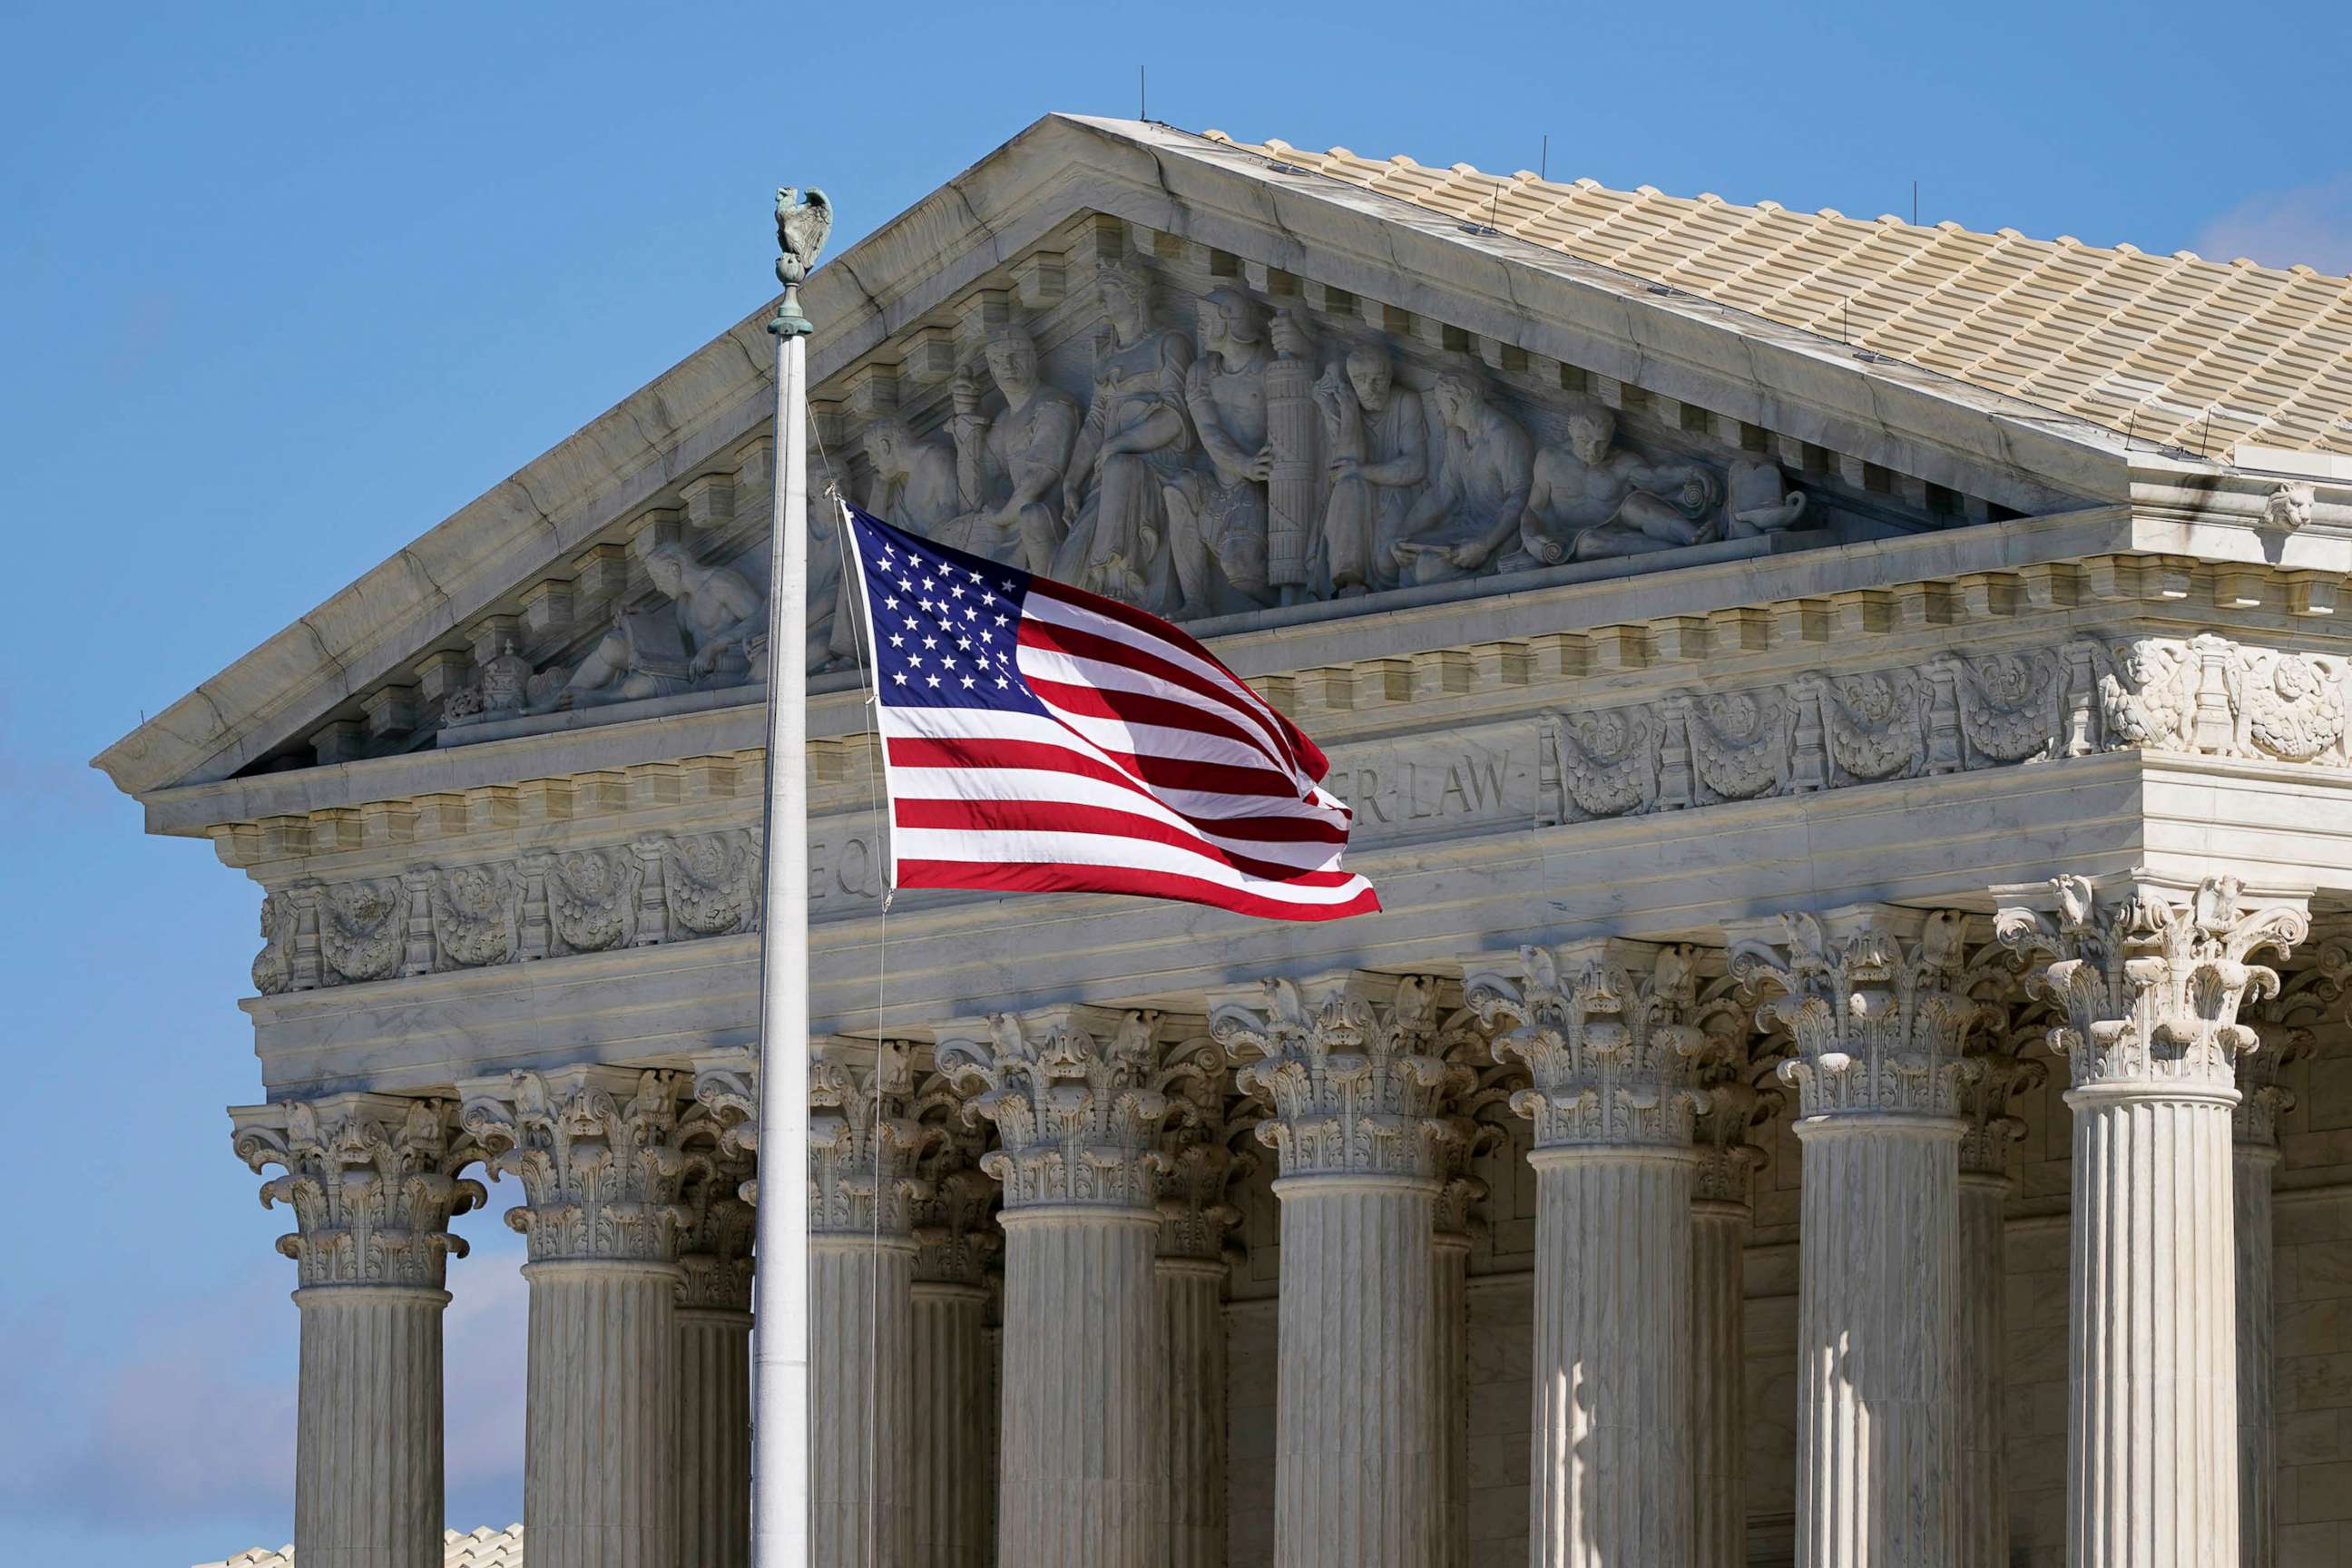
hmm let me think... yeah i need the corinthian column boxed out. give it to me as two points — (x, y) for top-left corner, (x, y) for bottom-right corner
(1998, 874), (2309, 1568)
(2235, 956), (2336, 1568)
(939, 1008), (1176, 1568)
(907, 1076), (1001, 1568)
(231, 1095), (485, 1568)
(1154, 1034), (1248, 1568)
(461, 1067), (693, 1568)
(1210, 972), (1458, 1568)
(1730, 906), (1991, 1568)
(1687, 1063), (1778, 1568)
(680, 1052), (759, 1568)
(1472, 942), (1709, 1568)
(808, 1043), (926, 1568)
(1429, 1114), (1491, 1568)
(1953, 1031), (2045, 1568)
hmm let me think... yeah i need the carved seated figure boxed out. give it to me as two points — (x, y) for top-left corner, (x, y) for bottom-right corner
(1056, 260), (1194, 612)
(862, 417), (964, 549)
(1169, 287), (1277, 616)
(547, 543), (766, 710)
(1524, 404), (1723, 564)
(946, 327), (1081, 572)
(1316, 344), (1427, 596)
(1387, 370), (1533, 586)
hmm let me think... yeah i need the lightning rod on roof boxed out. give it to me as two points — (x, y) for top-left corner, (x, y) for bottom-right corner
(1139, 65), (1146, 122)
(1541, 134), (1549, 182)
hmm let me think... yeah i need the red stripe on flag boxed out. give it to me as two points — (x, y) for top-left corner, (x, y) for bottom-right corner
(893, 798), (1357, 884)
(894, 858), (1384, 923)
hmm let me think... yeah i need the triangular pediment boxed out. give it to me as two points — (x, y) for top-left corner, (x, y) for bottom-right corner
(97, 113), (2148, 803)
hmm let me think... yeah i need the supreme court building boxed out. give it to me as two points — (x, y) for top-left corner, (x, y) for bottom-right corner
(103, 116), (2352, 1568)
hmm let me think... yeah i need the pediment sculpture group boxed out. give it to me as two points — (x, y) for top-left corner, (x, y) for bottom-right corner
(458, 258), (1815, 721)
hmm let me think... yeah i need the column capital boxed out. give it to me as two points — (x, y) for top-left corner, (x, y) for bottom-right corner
(1209, 971), (1465, 1181)
(937, 1005), (1175, 1211)
(811, 1040), (929, 1238)
(1153, 1030), (1253, 1262)
(2237, 946), (2345, 1147)
(1955, 1024), (2049, 1180)
(1730, 905), (1998, 1122)
(230, 1093), (486, 1290)
(1690, 1072), (1782, 1211)
(1469, 938), (1715, 1150)
(676, 1157), (756, 1311)
(458, 1064), (694, 1264)
(909, 1071), (1002, 1287)
(1995, 874), (2310, 1096)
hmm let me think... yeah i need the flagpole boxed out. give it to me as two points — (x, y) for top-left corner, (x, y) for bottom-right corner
(754, 187), (827, 1568)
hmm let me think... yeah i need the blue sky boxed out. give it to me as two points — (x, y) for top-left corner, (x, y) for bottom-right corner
(5, 2), (2348, 1563)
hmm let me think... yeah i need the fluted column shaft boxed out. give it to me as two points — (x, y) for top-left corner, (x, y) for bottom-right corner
(911, 1282), (992, 1568)
(2067, 1087), (2239, 1565)
(1791, 1117), (1963, 1568)
(1431, 1230), (1471, 1568)
(1955, 1171), (2011, 1568)
(812, 1235), (916, 1568)
(2237, 1141), (2278, 1568)
(292, 1286), (448, 1568)
(1690, 1201), (1749, 1568)
(1273, 1174), (1438, 1568)
(997, 1207), (1164, 1567)
(523, 1259), (682, 1568)
(1160, 1258), (1230, 1568)
(677, 1302), (751, 1568)
(1529, 1150), (1692, 1568)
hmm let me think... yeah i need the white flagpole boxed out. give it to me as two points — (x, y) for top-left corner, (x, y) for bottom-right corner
(754, 187), (827, 1568)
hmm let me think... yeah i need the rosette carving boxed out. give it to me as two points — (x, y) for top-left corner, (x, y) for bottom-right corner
(1994, 876), (2309, 1093)
(231, 1094), (486, 1289)
(1210, 972), (1462, 1180)
(937, 1007), (1173, 1210)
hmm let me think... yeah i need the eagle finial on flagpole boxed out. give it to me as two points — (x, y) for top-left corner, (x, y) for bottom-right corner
(752, 181), (824, 1568)
(771, 187), (831, 337)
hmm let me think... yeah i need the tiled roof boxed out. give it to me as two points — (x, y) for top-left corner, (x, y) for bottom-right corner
(195, 1525), (524, 1568)
(1202, 132), (2352, 461)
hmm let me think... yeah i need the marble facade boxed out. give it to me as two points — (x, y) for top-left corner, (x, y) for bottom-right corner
(109, 116), (2352, 1568)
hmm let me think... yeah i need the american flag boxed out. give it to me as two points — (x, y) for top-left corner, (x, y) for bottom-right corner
(839, 503), (1380, 921)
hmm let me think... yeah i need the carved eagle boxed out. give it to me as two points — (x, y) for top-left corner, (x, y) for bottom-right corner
(774, 186), (832, 285)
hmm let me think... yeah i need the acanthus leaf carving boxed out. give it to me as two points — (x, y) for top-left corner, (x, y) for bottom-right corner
(1470, 941), (1711, 1149)
(937, 1007), (1173, 1211)
(458, 1066), (696, 1264)
(1994, 875), (2309, 1093)
(1210, 973), (1461, 1180)
(1729, 907), (1996, 1120)
(231, 1094), (487, 1289)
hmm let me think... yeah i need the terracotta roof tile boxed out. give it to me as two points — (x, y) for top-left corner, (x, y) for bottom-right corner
(1204, 131), (2352, 457)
